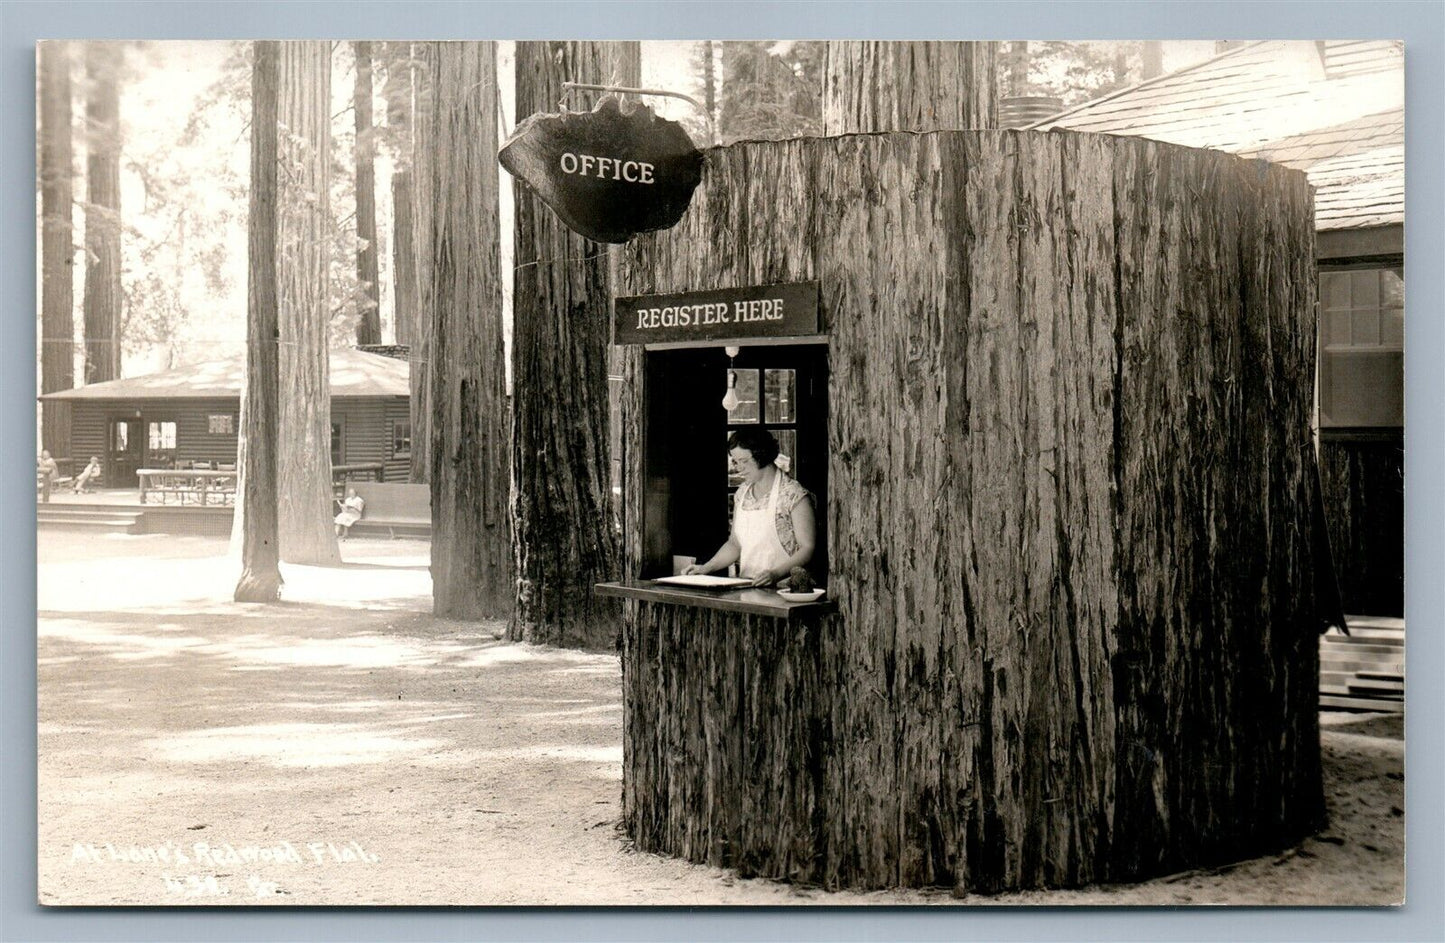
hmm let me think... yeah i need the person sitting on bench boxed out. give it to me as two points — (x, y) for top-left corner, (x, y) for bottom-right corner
(334, 487), (365, 539)
(73, 456), (101, 494)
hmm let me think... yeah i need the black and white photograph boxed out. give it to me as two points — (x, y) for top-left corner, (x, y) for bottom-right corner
(27, 28), (1416, 915)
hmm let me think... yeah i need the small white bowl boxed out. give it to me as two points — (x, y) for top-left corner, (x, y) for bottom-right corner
(777, 588), (825, 602)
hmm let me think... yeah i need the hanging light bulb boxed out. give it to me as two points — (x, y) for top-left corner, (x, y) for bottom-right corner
(722, 346), (742, 411)
(722, 371), (740, 411)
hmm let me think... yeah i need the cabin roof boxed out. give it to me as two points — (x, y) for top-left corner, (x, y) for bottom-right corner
(41, 346), (410, 401)
(1029, 40), (1404, 231)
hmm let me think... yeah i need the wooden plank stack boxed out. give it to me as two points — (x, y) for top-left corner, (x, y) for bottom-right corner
(1320, 618), (1404, 712)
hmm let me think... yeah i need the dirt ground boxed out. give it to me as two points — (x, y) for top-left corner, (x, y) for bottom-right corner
(35, 530), (1404, 907)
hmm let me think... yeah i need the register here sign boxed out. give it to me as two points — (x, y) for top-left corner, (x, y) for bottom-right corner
(613, 282), (821, 346)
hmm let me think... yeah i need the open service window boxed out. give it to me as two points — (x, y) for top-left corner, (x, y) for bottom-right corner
(641, 343), (829, 583)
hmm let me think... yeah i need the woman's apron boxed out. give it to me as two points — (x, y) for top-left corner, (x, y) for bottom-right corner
(735, 471), (791, 579)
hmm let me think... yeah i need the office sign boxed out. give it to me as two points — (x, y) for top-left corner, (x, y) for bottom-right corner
(498, 96), (704, 245)
(614, 282), (821, 345)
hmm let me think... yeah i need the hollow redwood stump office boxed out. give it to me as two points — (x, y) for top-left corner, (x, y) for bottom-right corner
(599, 129), (1329, 892)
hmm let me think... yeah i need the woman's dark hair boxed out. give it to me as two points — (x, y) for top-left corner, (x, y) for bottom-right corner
(726, 427), (780, 468)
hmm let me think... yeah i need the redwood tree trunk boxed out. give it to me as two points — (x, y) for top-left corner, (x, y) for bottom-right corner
(276, 41), (340, 566)
(1007, 41), (1029, 95)
(822, 41), (998, 134)
(406, 43), (432, 485)
(353, 40), (381, 345)
(1319, 437), (1404, 615)
(40, 41), (75, 458)
(423, 41), (511, 618)
(83, 42), (122, 384)
(617, 131), (1325, 892)
(507, 41), (637, 649)
(234, 40), (284, 603)
(384, 41), (417, 348)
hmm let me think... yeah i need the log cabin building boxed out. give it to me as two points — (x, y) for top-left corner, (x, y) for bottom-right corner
(1030, 39), (1405, 617)
(39, 346), (412, 489)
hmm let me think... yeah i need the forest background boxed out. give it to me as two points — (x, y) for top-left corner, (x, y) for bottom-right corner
(35, 40), (1218, 398)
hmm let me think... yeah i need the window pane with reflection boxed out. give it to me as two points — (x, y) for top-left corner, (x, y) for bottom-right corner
(764, 369), (796, 423)
(773, 429), (798, 479)
(727, 369), (760, 423)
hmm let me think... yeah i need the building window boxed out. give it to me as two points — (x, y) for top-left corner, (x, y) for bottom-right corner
(1319, 265), (1403, 428)
(148, 421), (177, 451)
(392, 419), (412, 459)
(331, 422), (343, 466)
(208, 414), (234, 435)
(147, 421), (178, 466)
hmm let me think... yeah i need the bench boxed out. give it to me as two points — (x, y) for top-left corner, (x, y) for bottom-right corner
(344, 482), (431, 538)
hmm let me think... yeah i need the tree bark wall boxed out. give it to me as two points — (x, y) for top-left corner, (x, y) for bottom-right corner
(822, 42), (998, 134)
(616, 130), (1325, 892)
(82, 42), (123, 384)
(507, 42), (638, 649)
(40, 42), (75, 458)
(275, 42), (340, 566)
(424, 42), (512, 619)
(234, 41), (284, 603)
(1318, 435), (1403, 616)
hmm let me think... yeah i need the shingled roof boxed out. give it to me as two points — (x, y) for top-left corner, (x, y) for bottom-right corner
(41, 346), (410, 401)
(1029, 40), (1403, 231)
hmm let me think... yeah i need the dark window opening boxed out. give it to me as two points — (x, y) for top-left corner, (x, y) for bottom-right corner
(641, 344), (829, 583)
(392, 419), (412, 459)
(1319, 263), (1403, 430)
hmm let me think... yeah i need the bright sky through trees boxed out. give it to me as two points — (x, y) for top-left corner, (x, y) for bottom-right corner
(55, 40), (1219, 382)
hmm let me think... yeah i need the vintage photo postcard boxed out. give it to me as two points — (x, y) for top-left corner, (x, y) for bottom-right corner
(35, 37), (1405, 907)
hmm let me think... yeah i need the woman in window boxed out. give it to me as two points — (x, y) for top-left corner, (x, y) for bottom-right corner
(684, 427), (816, 587)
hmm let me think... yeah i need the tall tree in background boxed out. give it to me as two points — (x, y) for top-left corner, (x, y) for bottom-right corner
(276, 42), (340, 566)
(422, 42), (511, 618)
(699, 41), (717, 136)
(823, 41), (997, 134)
(83, 42), (123, 383)
(352, 41), (381, 345)
(234, 40), (284, 603)
(40, 41), (75, 457)
(407, 44), (435, 487)
(382, 42), (428, 484)
(382, 42), (417, 348)
(1005, 41), (1030, 95)
(508, 42), (636, 649)
(717, 41), (823, 142)
(1141, 41), (1165, 80)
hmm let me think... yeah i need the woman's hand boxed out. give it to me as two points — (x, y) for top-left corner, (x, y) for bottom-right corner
(683, 564), (706, 576)
(750, 569), (780, 587)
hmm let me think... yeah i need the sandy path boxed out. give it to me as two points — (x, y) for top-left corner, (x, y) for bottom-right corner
(36, 531), (1404, 906)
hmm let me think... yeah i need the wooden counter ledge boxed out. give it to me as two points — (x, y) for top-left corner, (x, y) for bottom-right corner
(595, 580), (835, 621)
